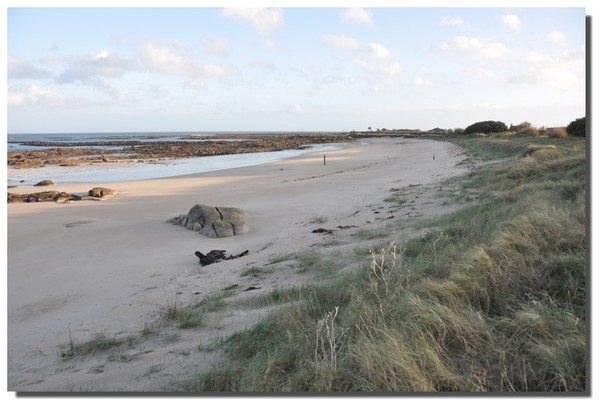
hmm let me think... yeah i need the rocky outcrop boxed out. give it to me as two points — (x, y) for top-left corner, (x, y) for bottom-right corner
(8, 133), (354, 169)
(8, 186), (119, 203)
(168, 204), (249, 238)
(8, 190), (83, 203)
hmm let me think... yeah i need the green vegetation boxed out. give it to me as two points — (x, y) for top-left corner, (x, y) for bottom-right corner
(464, 120), (509, 135)
(567, 117), (586, 137)
(184, 134), (586, 393)
(60, 331), (128, 359)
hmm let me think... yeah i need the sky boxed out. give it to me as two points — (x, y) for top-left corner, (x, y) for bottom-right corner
(4, 2), (590, 133)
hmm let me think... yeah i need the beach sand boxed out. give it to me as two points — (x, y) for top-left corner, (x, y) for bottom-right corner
(7, 137), (469, 392)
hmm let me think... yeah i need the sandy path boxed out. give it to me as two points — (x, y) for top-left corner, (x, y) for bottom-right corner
(7, 137), (467, 391)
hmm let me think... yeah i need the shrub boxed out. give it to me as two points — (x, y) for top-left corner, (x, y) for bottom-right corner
(566, 117), (586, 137)
(549, 128), (568, 138)
(464, 121), (508, 135)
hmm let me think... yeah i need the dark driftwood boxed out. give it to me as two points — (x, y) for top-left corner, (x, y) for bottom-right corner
(194, 249), (249, 266)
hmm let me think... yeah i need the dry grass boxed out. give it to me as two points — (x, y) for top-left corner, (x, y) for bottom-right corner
(184, 134), (587, 393)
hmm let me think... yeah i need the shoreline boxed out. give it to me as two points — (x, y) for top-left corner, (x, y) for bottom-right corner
(7, 132), (354, 170)
(7, 137), (469, 391)
(7, 143), (344, 186)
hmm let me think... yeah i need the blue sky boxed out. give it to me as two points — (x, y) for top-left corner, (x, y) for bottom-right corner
(5, 3), (589, 133)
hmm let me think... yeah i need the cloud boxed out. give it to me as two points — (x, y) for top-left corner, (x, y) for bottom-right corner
(57, 50), (138, 83)
(288, 104), (304, 114)
(548, 30), (566, 43)
(510, 47), (583, 90)
(322, 34), (359, 50)
(438, 36), (508, 60)
(264, 39), (278, 49)
(414, 76), (433, 87)
(140, 41), (198, 76)
(509, 68), (579, 90)
(139, 40), (227, 78)
(500, 14), (522, 32)
(340, 8), (375, 28)
(8, 53), (51, 79)
(221, 8), (283, 33)
(189, 79), (206, 89)
(366, 42), (391, 59)
(470, 67), (497, 80)
(439, 16), (464, 26)
(7, 85), (65, 108)
(203, 37), (230, 55)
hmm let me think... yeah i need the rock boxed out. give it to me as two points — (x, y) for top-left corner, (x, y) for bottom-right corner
(169, 204), (249, 238)
(194, 249), (249, 266)
(34, 179), (54, 187)
(8, 190), (88, 204)
(88, 187), (119, 198)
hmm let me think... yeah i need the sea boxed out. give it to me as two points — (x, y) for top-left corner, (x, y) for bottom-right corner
(7, 131), (341, 185)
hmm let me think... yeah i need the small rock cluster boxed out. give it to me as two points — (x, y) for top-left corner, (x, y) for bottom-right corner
(7, 186), (119, 204)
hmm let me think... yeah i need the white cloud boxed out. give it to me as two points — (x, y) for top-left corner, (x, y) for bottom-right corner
(189, 79), (206, 89)
(264, 40), (278, 49)
(385, 63), (403, 77)
(8, 85), (65, 108)
(501, 14), (522, 32)
(340, 8), (375, 28)
(140, 41), (198, 76)
(548, 30), (566, 43)
(472, 68), (497, 80)
(414, 76), (433, 87)
(509, 68), (579, 90)
(140, 40), (227, 79)
(440, 16), (464, 26)
(366, 42), (391, 59)
(201, 63), (227, 76)
(57, 50), (138, 83)
(438, 36), (508, 60)
(527, 51), (551, 64)
(8, 53), (51, 79)
(323, 34), (359, 50)
(203, 37), (230, 55)
(221, 8), (283, 34)
(288, 104), (304, 114)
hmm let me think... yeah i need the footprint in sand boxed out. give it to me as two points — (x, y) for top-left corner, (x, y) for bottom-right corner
(65, 220), (95, 228)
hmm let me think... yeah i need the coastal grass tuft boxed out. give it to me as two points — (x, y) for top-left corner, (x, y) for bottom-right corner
(60, 331), (126, 359)
(185, 134), (586, 392)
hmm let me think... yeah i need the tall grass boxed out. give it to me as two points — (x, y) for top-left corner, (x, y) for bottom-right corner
(184, 135), (587, 393)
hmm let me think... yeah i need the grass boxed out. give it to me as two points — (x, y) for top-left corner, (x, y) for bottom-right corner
(59, 331), (127, 359)
(183, 134), (586, 392)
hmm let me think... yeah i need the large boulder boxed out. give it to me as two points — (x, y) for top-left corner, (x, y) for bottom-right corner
(168, 204), (249, 238)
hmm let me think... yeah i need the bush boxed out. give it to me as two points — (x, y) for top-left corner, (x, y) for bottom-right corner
(464, 121), (508, 135)
(566, 117), (586, 137)
(549, 128), (568, 138)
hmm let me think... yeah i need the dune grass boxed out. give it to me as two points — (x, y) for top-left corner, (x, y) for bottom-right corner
(183, 134), (587, 393)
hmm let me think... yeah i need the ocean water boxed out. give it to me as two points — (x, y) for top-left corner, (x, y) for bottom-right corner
(7, 132), (341, 185)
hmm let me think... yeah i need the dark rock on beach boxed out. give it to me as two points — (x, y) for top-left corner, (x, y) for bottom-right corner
(195, 249), (249, 266)
(88, 187), (119, 198)
(34, 180), (54, 187)
(8, 186), (119, 204)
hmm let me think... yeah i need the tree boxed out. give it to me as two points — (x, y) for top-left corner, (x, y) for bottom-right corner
(566, 117), (586, 137)
(464, 120), (508, 134)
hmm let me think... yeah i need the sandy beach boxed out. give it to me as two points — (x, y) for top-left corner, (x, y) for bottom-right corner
(7, 137), (468, 392)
